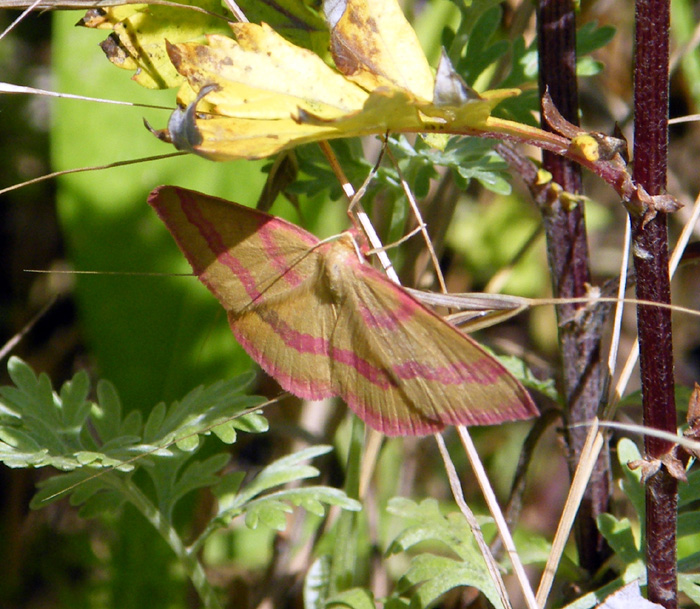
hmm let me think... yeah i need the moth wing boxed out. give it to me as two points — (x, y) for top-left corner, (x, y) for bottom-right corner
(227, 273), (342, 401)
(148, 186), (338, 397)
(329, 256), (537, 436)
(148, 186), (321, 313)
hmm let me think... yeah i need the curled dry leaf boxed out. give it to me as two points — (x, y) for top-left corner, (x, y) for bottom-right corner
(156, 18), (519, 160)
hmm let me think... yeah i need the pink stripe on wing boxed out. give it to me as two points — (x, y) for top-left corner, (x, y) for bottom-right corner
(355, 289), (420, 329)
(233, 308), (397, 389)
(179, 190), (263, 302)
(330, 347), (397, 388)
(232, 326), (334, 400)
(257, 222), (313, 288)
(393, 356), (505, 386)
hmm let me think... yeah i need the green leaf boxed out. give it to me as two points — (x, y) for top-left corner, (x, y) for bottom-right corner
(0, 358), (269, 521)
(236, 0), (329, 54)
(387, 498), (475, 559)
(498, 354), (558, 401)
(679, 469), (700, 506)
(304, 555), (331, 609)
(596, 514), (642, 566)
(678, 511), (700, 537)
(31, 469), (111, 509)
(458, 6), (510, 86)
(218, 445), (333, 512)
(326, 588), (376, 609)
(245, 499), (293, 530)
(576, 57), (605, 77)
(387, 498), (504, 609)
(159, 453), (231, 514)
(617, 438), (645, 520)
(0, 440), (49, 468)
(679, 551), (700, 572)
(143, 374), (264, 445)
(679, 573), (700, 604)
(576, 22), (616, 57)
(92, 379), (123, 443)
(5, 358), (61, 432)
(397, 554), (505, 609)
(143, 402), (167, 443)
(0, 426), (43, 454)
(59, 370), (91, 429)
(77, 488), (128, 519)
(214, 446), (360, 531)
(560, 576), (646, 609)
(81, 0), (236, 89)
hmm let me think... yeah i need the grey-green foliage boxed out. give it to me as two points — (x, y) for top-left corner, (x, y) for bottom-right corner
(214, 445), (361, 530)
(386, 497), (506, 609)
(304, 496), (512, 609)
(291, 133), (512, 218)
(0, 357), (362, 608)
(0, 356), (263, 513)
(0, 356), (359, 535)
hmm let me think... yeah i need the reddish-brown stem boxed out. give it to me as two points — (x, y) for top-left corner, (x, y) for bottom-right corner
(536, 0), (611, 575)
(632, 1), (678, 607)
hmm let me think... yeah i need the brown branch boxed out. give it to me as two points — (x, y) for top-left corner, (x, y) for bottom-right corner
(536, 0), (612, 576)
(632, 2), (679, 607)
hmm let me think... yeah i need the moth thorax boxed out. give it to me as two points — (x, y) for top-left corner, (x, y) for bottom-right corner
(323, 237), (357, 301)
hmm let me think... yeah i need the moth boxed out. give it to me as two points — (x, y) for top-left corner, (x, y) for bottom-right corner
(148, 186), (538, 436)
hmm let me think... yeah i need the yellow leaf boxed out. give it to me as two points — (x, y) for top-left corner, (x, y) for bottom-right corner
(326, 0), (434, 100)
(156, 0), (524, 160)
(79, 0), (233, 89)
(171, 25), (369, 119)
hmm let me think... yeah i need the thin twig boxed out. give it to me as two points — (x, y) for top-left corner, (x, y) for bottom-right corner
(536, 420), (604, 607)
(456, 427), (539, 609)
(434, 433), (514, 609)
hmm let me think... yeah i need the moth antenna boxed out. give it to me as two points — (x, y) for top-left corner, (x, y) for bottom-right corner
(5, 0), (237, 18)
(0, 82), (173, 109)
(25, 269), (193, 277)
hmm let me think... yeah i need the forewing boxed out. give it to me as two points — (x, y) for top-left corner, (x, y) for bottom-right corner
(148, 186), (320, 313)
(327, 246), (538, 436)
(148, 185), (337, 399)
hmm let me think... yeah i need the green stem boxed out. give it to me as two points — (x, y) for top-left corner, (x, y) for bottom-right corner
(329, 415), (365, 594)
(109, 475), (223, 609)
